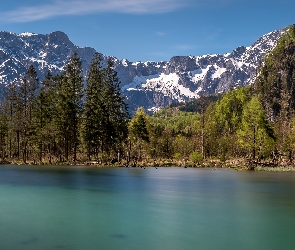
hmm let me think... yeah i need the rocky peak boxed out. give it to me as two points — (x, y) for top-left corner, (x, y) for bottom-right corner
(0, 27), (288, 113)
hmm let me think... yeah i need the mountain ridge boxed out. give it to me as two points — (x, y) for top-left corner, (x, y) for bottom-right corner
(0, 28), (287, 112)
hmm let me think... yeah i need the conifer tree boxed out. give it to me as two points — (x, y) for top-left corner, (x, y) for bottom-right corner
(254, 24), (295, 121)
(82, 52), (104, 160)
(102, 58), (129, 155)
(5, 80), (20, 159)
(0, 103), (8, 161)
(32, 71), (58, 162)
(18, 65), (39, 163)
(56, 53), (83, 162)
(82, 55), (129, 162)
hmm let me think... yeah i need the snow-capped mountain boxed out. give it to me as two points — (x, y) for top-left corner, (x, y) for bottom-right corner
(0, 28), (286, 112)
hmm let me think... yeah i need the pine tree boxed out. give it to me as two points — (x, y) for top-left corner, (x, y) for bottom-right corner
(17, 65), (39, 163)
(56, 53), (83, 162)
(254, 24), (295, 121)
(0, 103), (8, 161)
(102, 58), (129, 156)
(82, 55), (129, 162)
(82, 52), (104, 160)
(5, 80), (20, 159)
(32, 71), (58, 162)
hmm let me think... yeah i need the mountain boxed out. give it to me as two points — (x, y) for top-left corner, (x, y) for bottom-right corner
(0, 28), (287, 112)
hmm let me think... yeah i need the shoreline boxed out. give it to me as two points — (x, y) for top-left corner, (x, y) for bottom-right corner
(1, 158), (295, 172)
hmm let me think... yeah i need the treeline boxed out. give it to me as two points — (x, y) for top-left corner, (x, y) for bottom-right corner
(131, 86), (294, 167)
(131, 87), (276, 166)
(126, 25), (295, 167)
(0, 52), (129, 164)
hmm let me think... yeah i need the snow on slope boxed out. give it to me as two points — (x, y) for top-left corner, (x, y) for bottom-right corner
(0, 27), (288, 112)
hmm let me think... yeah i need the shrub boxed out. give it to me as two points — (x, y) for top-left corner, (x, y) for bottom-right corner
(174, 152), (182, 160)
(190, 152), (203, 164)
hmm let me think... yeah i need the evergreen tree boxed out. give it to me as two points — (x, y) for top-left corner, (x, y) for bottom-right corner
(18, 65), (39, 163)
(82, 53), (104, 160)
(5, 80), (20, 159)
(82, 55), (129, 162)
(254, 24), (295, 121)
(0, 103), (8, 161)
(102, 58), (129, 155)
(56, 53), (83, 162)
(32, 71), (58, 162)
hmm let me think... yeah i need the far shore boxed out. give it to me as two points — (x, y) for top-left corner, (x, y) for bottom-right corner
(1, 158), (295, 172)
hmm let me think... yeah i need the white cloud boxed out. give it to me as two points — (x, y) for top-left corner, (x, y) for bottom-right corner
(156, 32), (166, 37)
(0, 0), (190, 22)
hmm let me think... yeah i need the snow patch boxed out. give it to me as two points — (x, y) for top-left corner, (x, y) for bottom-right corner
(148, 107), (161, 113)
(121, 59), (128, 67)
(191, 67), (209, 82)
(123, 73), (199, 102)
(132, 61), (141, 67)
(20, 32), (37, 37)
(212, 65), (227, 79)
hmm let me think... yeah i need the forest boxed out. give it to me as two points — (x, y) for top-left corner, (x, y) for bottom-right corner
(0, 25), (295, 169)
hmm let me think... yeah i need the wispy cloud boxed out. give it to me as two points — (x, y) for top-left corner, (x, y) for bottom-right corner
(0, 0), (191, 23)
(156, 32), (166, 37)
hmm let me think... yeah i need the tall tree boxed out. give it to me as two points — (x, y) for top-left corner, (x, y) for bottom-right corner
(32, 71), (58, 162)
(18, 65), (39, 163)
(5, 80), (20, 159)
(82, 55), (129, 162)
(57, 53), (83, 162)
(82, 53), (104, 160)
(237, 96), (275, 162)
(0, 103), (8, 161)
(129, 107), (150, 161)
(102, 58), (129, 155)
(254, 24), (295, 122)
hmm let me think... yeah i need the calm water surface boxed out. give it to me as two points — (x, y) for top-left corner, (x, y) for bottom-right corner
(0, 165), (295, 250)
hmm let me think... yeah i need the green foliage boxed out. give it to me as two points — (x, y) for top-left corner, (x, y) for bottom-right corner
(128, 107), (151, 161)
(174, 152), (182, 160)
(151, 108), (200, 136)
(2, 53), (130, 164)
(214, 86), (251, 135)
(237, 96), (275, 160)
(190, 152), (203, 164)
(56, 53), (84, 161)
(82, 52), (104, 159)
(129, 107), (150, 142)
(82, 54), (129, 160)
(254, 24), (295, 121)
(176, 94), (221, 113)
(0, 106), (8, 160)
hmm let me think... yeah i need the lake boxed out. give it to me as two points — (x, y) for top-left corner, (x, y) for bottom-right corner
(0, 165), (295, 250)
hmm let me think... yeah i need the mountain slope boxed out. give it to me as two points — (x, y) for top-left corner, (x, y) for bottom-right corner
(0, 28), (287, 112)
(118, 28), (286, 112)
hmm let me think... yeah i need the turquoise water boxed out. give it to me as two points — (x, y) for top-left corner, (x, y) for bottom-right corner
(0, 166), (295, 250)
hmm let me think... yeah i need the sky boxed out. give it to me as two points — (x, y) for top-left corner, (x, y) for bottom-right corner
(0, 0), (294, 62)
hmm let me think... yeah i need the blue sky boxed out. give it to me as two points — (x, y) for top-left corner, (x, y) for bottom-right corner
(0, 0), (294, 62)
